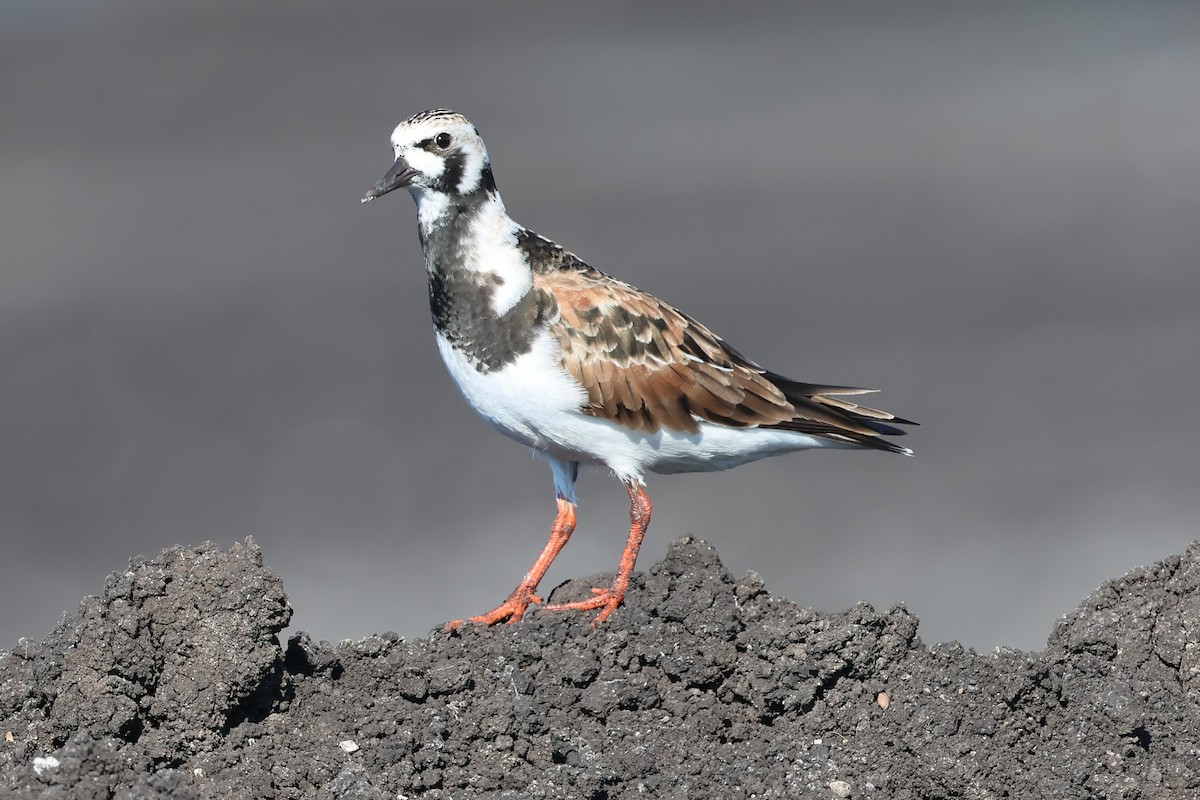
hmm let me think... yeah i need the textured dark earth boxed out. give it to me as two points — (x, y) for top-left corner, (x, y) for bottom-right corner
(2, 537), (1198, 799)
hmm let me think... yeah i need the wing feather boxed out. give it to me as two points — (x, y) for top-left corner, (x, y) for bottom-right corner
(535, 262), (915, 452)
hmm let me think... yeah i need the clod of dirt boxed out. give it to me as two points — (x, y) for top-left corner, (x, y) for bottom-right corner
(2, 536), (1198, 798)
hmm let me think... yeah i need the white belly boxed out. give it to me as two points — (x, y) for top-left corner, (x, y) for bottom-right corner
(435, 329), (590, 452)
(435, 330), (850, 482)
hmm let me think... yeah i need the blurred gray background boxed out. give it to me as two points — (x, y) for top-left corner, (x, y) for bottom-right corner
(3, 1), (1198, 652)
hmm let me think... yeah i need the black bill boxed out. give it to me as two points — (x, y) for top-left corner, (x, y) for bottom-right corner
(361, 155), (420, 204)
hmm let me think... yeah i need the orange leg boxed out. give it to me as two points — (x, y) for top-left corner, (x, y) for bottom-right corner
(542, 482), (652, 626)
(443, 497), (577, 631)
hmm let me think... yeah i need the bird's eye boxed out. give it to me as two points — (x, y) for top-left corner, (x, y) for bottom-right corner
(435, 132), (452, 149)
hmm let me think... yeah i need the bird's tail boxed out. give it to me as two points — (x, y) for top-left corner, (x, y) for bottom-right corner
(763, 373), (917, 455)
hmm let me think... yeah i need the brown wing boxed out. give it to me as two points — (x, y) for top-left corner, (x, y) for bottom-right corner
(538, 267), (915, 452)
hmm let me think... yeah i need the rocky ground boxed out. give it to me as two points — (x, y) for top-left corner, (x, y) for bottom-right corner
(1, 536), (1197, 799)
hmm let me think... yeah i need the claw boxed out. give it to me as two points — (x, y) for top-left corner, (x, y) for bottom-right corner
(442, 589), (543, 632)
(542, 585), (624, 626)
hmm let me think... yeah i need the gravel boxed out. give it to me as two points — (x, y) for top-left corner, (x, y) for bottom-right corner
(2, 535), (1197, 799)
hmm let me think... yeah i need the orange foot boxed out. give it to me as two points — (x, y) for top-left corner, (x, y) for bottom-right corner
(542, 585), (625, 627)
(442, 586), (542, 632)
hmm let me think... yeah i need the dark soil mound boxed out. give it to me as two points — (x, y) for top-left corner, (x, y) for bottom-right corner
(3, 536), (1197, 799)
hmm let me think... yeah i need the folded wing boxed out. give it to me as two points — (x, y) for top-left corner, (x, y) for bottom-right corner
(539, 266), (915, 454)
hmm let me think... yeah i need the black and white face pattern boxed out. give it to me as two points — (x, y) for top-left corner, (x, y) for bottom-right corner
(388, 109), (496, 198)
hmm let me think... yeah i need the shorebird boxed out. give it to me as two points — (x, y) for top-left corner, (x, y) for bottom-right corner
(362, 109), (914, 628)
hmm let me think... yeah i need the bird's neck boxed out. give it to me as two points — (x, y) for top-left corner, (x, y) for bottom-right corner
(412, 187), (535, 320)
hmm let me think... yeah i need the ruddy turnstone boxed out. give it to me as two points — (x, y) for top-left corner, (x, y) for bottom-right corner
(362, 109), (915, 628)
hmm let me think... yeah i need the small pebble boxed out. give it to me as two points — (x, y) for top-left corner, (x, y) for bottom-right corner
(338, 739), (360, 754)
(32, 756), (60, 776)
(829, 779), (852, 797)
(877, 691), (891, 710)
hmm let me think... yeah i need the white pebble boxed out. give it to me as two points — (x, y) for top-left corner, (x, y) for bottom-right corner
(32, 756), (60, 775)
(338, 739), (360, 754)
(829, 779), (852, 798)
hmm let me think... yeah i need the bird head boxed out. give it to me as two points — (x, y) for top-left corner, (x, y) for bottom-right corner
(362, 109), (495, 204)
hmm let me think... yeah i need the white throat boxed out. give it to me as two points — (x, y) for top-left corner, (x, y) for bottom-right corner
(410, 185), (453, 232)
